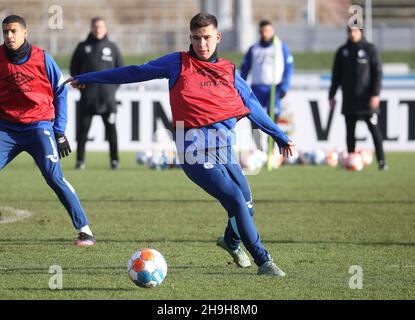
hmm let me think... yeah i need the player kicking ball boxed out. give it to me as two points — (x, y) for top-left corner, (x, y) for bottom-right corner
(0, 15), (96, 246)
(65, 13), (294, 275)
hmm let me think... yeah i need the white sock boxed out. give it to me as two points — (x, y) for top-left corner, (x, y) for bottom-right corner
(78, 225), (93, 236)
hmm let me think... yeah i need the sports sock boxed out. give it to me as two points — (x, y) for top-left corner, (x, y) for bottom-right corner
(78, 225), (93, 236)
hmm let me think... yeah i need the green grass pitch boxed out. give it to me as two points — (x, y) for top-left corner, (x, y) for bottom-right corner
(54, 51), (415, 71)
(0, 152), (414, 299)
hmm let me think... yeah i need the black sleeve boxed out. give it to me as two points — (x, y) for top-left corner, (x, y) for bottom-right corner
(369, 44), (382, 96)
(113, 44), (124, 68)
(329, 49), (342, 99)
(69, 44), (83, 76)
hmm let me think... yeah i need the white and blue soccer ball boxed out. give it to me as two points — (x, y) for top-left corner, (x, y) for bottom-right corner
(240, 150), (267, 172)
(147, 151), (169, 170)
(299, 151), (314, 165)
(311, 149), (327, 165)
(283, 149), (300, 165)
(136, 150), (153, 165)
(128, 248), (168, 288)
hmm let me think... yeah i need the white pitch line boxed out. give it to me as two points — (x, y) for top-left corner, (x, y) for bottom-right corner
(0, 207), (33, 224)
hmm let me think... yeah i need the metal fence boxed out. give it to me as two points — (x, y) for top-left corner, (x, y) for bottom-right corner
(20, 23), (415, 56)
(276, 24), (415, 52)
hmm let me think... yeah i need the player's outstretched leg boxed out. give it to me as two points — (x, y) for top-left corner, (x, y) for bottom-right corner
(28, 128), (96, 246)
(181, 161), (285, 276)
(216, 162), (253, 267)
(224, 163), (285, 276)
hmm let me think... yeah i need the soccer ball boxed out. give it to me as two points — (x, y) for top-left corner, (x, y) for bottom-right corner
(326, 150), (339, 167)
(345, 152), (364, 171)
(136, 150), (153, 165)
(147, 151), (169, 170)
(283, 149), (300, 165)
(358, 148), (373, 166)
(240, 150), (267, 172)
(311, 149), (327, 165)
(270, 148), (284, 169)
(338, 151), (349, 168)
(128, 248), (168, 288)
(299, 151), (313, 165)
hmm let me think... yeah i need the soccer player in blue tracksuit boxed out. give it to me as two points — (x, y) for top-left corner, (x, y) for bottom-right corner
(66, 13), (294, 275)
(240, 20), (294, 121)
(0, 15), (95, 245)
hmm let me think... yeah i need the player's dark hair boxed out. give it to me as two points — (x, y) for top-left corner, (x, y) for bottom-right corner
(91, 16), (105, 27)
(2, 15), (27, 28)
(259, 20), (272, 29)
(190, 13), (217, 31)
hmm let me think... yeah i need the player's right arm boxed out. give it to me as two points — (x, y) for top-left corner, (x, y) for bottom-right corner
(69, 43), (83, 77)
(65, 52), (181, 87)
(328, 48), (342, 108)
(278, 43), (294, 97)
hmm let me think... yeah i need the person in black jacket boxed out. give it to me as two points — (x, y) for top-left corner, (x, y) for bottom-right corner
(329, 26), (387, 170)
(70, 17), (124, 170)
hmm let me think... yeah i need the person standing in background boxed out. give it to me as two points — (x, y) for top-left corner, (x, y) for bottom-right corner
(240, 20), (293, 151)
(240, 20), (294, 122)
(70, 17), (124, 170)
(329, 26), (387, 170)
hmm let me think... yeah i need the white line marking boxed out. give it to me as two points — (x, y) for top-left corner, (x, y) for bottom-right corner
(0, 207), (33, 224)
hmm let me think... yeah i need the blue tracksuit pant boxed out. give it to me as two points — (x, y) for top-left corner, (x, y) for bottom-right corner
(0, 125), (89, 229)
(180, 150), (270, 266)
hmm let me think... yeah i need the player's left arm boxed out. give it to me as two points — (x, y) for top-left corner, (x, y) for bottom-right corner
(44, 52), (71, 158)
(234, 69), (294, 157)
(240, 46), (253, 80)
(278, 43), (294, 98)
(112, 44), (125, 90)
(369, 44), (382, 110)
(114, 44), (124, 68)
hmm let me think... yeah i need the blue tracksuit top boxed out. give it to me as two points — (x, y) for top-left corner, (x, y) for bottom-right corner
(73, 52), (290, 151)
(0, 50), (68, 134)
(240, 40), (294, 93)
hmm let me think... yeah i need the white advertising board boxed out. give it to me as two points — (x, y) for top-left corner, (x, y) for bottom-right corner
(65, 76), (415, 152)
